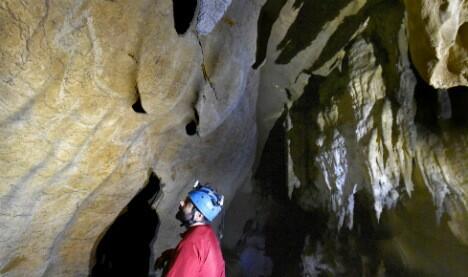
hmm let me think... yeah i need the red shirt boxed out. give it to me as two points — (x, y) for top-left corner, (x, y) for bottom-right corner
(166, 225), (225, 277)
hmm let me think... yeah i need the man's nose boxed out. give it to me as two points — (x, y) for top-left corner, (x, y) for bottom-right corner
(179, 200), (184, 207)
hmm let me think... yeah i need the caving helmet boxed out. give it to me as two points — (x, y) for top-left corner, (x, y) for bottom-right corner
(188, 180), (224, 222)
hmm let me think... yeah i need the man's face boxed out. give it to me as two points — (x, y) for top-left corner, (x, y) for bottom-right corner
(175, 198), (195, 226)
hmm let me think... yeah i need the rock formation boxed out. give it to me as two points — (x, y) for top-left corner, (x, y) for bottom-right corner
(1, 0), (259, 275)
(226, 0), (468, 275)
(404, 0), (468, 88)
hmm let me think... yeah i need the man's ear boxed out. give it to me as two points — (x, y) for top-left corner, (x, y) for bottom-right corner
(194, 210), (204, 222)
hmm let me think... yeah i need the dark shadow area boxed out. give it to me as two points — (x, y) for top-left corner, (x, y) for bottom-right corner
(132, 86), (147, 114)
(411, 60), (441, 133)
(448, 86), (468, 128)
(288, 75), (321, 188)
(252, 0), (288, 69)
(185, 120), (198, 136)
(185, 107), (199, 136)
(172, 0), (197, 34)
(275, 0), (350, 64)
(411, 56), (468, 132)
(255, 112), (288, 202)
(253, 111), (329, 276)
(90, 172), (161, 277)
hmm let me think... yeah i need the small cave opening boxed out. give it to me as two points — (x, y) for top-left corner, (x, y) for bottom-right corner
(132, 86), (147, 114)
(185, 107), (199, 136)
(172, 0), (197, 35)
(185, 120), (198, 136)
(90, 172), (161, 277)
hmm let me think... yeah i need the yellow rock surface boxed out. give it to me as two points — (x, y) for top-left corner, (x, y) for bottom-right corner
(404, 0), (468, 88)
(0, 0), (260, 275)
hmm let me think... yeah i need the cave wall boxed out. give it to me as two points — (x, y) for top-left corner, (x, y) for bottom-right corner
(404, 0), (468, 88)
(248, 0), (468, 245)
(224, 0), (468, 275)
(0, 0), (261, 276)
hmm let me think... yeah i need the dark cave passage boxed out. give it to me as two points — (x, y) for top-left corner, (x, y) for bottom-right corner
(224, 70), (468, 276)
(447, 86), (468, 128)
(90, 172), (161, 277)
(224, 112), (330, 276)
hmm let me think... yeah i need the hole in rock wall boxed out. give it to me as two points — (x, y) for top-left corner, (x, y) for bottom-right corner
(185, 107), (199, 136)
(447, 86), (468, 128)
(185, 120), (198, 136)
(90, 172), (160, 277)
(132, 86), (147, 114)
(172, 0), (197, 34)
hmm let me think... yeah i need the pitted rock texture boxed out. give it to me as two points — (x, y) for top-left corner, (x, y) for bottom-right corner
(0, 0), (260, 276)
(404, 0), (468, 88)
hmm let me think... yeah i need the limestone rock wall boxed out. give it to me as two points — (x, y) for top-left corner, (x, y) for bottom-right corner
(241, 0), (468, 274)
(404, 0), (468, 88)
(0, 0), (261, 276)
(251, 0), (467, 242)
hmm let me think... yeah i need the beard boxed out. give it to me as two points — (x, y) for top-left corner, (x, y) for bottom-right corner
(175, 208), (195, 227)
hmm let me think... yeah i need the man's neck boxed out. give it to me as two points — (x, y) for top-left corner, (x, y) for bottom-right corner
(188, 222), (207, 228)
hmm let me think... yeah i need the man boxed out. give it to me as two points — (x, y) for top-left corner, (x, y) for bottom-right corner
(155, 181), (226, 277)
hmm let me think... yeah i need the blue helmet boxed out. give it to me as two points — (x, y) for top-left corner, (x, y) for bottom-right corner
(188, 181), (224, 222)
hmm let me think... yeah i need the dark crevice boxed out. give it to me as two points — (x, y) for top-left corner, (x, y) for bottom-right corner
(197, 36), (219, 100)
(172, 0), (197, 35)
(185, 120), (198, 136)
(410, 58), (440, 133)
(90, 171), (161, 277)
(132, 85), (146, 114)
(447, 86), (468, 128)
(128, 52), (138, 64)
(185, 106), (199, 136)
(285, 88), (292, 100)
(193, 105), (200, 123)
